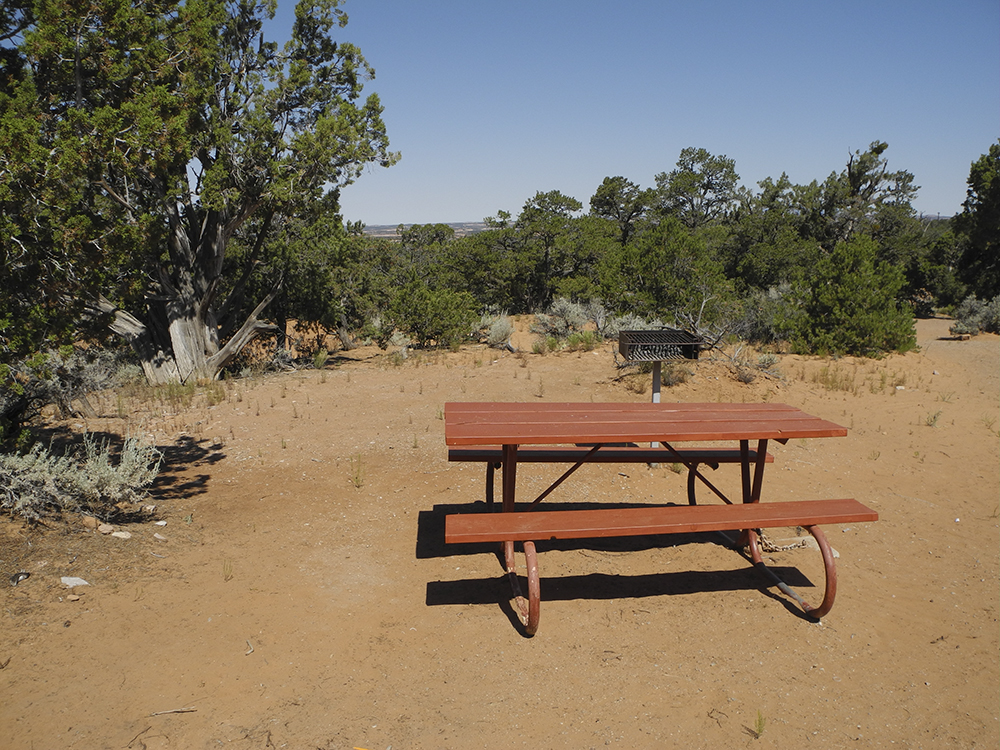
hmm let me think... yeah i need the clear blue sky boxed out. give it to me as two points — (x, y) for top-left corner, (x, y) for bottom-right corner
(271, 0), (998, 226)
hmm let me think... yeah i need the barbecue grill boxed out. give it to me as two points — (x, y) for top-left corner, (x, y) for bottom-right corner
(618, 328), (703, 362)
(618, 329), (704, 456)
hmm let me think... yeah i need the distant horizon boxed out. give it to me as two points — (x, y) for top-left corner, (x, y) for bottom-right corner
(359, 211), (958, 234)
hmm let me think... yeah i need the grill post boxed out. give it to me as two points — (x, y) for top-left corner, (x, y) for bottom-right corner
(618, 328), (704, 452)
(651, 360), (661, 451)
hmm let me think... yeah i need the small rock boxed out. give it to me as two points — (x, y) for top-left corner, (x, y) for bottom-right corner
(110, 530), (132, 540)
(81, 515), (99, 530)
(153, 533), (168, 541)
(67, 594), (81, 602)
(895, 385), (905, 390)
(98, 524), (114, 535)
(61, 576), (90, 587)
(155, 520), (167, 527)
(144, 504), (157, 513)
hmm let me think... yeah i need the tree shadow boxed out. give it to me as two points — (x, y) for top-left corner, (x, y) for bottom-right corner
(148, 435), (227, 501)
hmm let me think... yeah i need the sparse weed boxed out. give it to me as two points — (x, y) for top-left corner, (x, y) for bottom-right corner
(565, 331), (600, 352)
(204, 380), (226, 407)
(350, 455), (364, 488)
(662, 364), (689, 387)
(745, 710), (766, 740)
(924, 410), (942, 427)
(813, 364), (857, 393)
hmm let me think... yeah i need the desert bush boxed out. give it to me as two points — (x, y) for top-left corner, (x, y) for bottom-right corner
(601, 313), (666, 340)
(392, 282), (478, 348)
(532, 297), (591, 338)
(0, 434), (161, 521)
(1, 347), (142, 450)
(949, 295), (1000, 335)
(734, 285), (800, 345)
(661, 363), (690, 386)
(480, 313), (515, 349)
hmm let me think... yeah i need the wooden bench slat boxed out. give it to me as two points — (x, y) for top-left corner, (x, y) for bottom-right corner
(448, 447), (773, 465)
(445, 498), (878, 545)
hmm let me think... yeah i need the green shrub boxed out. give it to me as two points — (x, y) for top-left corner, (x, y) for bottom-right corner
(392, 282), (478, 348)
(793, 237), (916, 357)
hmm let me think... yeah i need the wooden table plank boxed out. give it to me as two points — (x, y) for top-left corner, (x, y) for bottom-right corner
(444, 402), (846, 445)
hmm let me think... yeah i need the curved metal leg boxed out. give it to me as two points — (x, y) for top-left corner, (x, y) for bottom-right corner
(746, 525), (838, 620)
(522, 541), (540, 636)
(687, 465), (698, 505)
(801, 525), (837, 619)
(503, 540), (516, 574)
(502, 540), (540, 636)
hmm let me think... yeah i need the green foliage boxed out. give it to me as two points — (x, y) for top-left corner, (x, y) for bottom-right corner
(597, 217), (733, 324)
(953, 141), (1000, 299)
(0, 0), (398, 382)
(390, 281), (478, 348)
(794, 236), (916, 356)
(590, 176), (654, 244)
(654, 147), (741, 229)
(1, 434), (160, 521)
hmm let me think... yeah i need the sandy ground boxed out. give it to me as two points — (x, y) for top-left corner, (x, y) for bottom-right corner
(0, 317), (997, 750)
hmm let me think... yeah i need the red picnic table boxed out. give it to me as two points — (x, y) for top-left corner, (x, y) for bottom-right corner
(442, 402), (878, 635)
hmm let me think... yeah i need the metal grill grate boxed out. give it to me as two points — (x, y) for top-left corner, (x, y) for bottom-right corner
(618, 329), (703, 362)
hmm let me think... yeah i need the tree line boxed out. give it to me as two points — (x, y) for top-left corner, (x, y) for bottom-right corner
(260, 142), (998, 359)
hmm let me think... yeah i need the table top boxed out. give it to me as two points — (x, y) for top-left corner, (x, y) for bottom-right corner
(444, 402), (847, 446)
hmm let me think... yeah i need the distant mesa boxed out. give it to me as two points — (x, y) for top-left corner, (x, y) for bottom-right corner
(362, 222), (487, 238)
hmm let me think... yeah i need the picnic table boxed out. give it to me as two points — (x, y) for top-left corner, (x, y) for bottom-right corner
(442, 401), (878, 635)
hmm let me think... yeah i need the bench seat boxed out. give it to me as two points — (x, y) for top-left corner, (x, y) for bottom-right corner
(446, 498), (875, 544)
(444, 498), (878, 634)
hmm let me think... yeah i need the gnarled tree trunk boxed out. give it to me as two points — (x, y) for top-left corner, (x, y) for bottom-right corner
(98, 203), (280, 384)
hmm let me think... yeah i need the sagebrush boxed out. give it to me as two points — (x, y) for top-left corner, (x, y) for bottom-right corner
(0, 434), (161, 521)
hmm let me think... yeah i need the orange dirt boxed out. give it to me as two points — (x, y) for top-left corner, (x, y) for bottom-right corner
(1, 318), (997, 749)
